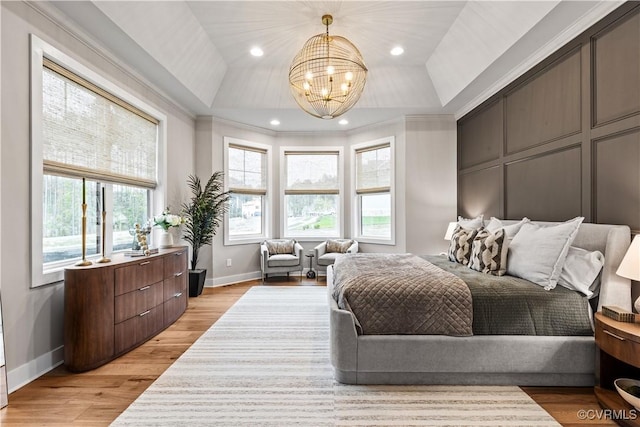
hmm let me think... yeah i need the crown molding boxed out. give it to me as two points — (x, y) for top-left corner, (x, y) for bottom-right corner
(405, 114), (456, 123)
(211, 116), (278, 137)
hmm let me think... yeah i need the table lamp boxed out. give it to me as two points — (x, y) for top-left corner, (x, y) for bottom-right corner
(616, 235), (640, 313)
(444, 222), (457, 241)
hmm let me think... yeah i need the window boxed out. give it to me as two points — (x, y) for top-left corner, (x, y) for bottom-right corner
(43, 175), (100, 264)
(31, 35), (165, 287)
(112, 184), (150, 251)
(282, 148), (343, 239)
(353, 138), (394, 243)
(224, 138), (270, 244)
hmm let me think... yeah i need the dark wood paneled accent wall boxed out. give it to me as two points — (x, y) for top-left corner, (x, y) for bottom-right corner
(457, 2), (640, 231)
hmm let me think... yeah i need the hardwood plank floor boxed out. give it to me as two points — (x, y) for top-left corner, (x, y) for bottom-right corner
(0, 276), (612, 426)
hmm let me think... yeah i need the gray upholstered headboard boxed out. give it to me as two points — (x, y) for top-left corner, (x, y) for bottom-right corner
(502, 220), (632, 311)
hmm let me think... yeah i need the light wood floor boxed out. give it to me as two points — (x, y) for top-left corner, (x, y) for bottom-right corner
(0, 276), (613, 426)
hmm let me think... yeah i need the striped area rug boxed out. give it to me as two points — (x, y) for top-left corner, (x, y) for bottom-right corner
(111, 286), (560, 426)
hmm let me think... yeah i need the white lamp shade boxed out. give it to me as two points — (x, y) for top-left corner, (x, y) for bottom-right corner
(444, 222), (458, 241)
(617, 235), (640, 281)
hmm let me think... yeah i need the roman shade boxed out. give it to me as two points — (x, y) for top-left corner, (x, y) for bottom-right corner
(284, 151), (339, 195)
(42, 58), (158, 188)
(228, 143), (267, 196)
(355, 143), (390, 194)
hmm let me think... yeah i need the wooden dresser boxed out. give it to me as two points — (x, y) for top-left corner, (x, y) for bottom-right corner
(64, 247), (188, 372)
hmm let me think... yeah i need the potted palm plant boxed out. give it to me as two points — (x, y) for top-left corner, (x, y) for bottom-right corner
(181, 172), (230, 297)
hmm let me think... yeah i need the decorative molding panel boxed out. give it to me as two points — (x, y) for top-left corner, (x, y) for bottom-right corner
(592, 9), (640, 127)
(457, 3), (639, 225)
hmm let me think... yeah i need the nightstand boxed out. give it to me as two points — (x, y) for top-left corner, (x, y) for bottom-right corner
(595, 312), (640, 426)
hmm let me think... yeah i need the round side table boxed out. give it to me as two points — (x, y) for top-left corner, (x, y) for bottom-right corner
(305, 253), (316, 279)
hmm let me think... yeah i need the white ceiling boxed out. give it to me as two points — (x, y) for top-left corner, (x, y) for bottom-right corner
(49, 1), (623, 132)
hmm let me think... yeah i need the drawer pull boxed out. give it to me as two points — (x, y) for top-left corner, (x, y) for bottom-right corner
(139, 261), (151, 266)
(175, 252), (183, 256)
(139, 286), (151, 291)
(603, 330), (626, 341)
(139, 310), (151, 317)
(174, 292), (183, 298)
(174, 272), (183, 277)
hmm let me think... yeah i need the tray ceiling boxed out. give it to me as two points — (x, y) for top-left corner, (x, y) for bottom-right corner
(49, 1), (622, 131)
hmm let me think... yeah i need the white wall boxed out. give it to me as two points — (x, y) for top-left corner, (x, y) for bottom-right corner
(404, 116), (457, 255)
(196, 118), (276, 285)
(1, 2), (195, 391)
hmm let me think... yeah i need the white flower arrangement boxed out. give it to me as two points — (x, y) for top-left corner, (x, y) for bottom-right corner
(153, 208), (184, 231)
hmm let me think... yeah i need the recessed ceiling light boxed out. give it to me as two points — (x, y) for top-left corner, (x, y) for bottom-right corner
(390, 46), (404, 56)
(250, 47), (264, 57)
(270, 119), (280, 126)
(338, 119), (349, 125)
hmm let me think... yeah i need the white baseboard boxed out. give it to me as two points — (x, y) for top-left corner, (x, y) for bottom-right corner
(209, 271), (262, 287)
(8, 345), (64, 393)
(207, 268), (324, 288)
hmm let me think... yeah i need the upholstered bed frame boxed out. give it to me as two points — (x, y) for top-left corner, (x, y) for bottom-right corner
(328, 221), (631, 386)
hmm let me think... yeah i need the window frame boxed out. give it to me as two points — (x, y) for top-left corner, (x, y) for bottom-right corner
(351, 137), (395, 245)
(30, 34), (167, 287)
(280, 146), (344, 241)
(223, 137), (272, 245)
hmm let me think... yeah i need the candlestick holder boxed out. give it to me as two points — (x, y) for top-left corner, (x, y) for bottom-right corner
(75, 203), (93, 267)
(97, 211), (111, 263)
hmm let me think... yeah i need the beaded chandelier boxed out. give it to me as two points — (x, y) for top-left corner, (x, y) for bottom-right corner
(288, 15), (368, 119)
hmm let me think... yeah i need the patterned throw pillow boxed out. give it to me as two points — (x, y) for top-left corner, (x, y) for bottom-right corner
(266, 239), (295, 255)
(468, 228), (508, 276)
(326, 239), (352, 253)
(448, 226), (480, 265)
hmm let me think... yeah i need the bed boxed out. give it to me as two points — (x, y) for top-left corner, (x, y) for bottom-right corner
(328, 221), (631, 386)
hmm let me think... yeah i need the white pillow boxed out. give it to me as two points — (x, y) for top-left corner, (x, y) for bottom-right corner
(507, 217), (584, 290)
(458, 215), (484, 229)
(485, 217), (530, 239)
(557, 246), (604, 297)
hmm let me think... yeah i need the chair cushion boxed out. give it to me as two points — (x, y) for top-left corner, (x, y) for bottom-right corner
(326, 239), (352, 253)
(266, 239), (295, 255)
(267, 254), (300, 267)
(318, 252), (342, 266)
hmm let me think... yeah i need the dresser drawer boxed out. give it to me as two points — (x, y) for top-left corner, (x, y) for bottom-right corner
(596, 322), (640, 368)
(164, 290), (187, 326)
(115, 258), (164, 295)
(163, 272), (187, 301)
(164, 249), (187, 279)
(115, 281), (164, 324)
(114, 305), (164, 354)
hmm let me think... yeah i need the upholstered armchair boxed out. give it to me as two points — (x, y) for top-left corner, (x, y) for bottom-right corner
(313, 239), (358, 278)
(260, 239), (304, 283)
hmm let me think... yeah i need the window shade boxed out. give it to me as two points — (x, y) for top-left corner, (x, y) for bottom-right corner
(285, 152), (339, 194)
(42, 59), (158, 188)
(356, 144), (391, 194)
(228, 145), (267, 194)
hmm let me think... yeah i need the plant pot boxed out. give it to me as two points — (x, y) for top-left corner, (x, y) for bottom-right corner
(189, 269), (206, 297)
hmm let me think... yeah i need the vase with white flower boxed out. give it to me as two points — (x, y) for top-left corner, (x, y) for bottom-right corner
(153, 208), (183, 248)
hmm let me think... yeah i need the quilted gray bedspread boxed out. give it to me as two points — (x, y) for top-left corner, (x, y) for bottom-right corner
(332, 253), (473, 336)
(425, 255), (593, 336)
